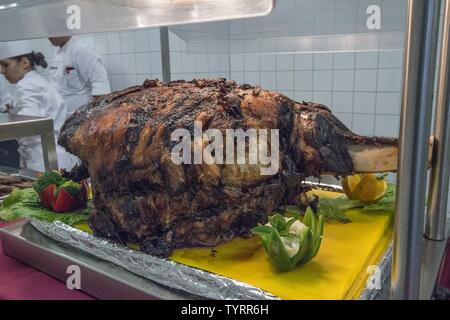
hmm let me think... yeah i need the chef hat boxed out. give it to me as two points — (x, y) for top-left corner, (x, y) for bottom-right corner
(42, 16), (72, 37)
(0, 40), (33, 60)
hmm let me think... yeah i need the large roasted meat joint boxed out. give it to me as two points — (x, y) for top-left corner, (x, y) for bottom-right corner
(59, 79), (398, 257)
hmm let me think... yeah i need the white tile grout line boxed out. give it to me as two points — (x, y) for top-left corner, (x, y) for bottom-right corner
(351, 51), (357, 130)
(227, 21), (232, 81)
(311, 0), (316, 97)
(373, 36), (381, 137)
(311, 53), (316, 102)
(292, 54), (296, 101)
(331, 51), (336, 116)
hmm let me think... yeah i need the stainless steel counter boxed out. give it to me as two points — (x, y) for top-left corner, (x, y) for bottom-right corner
(0, 114), (58, 171)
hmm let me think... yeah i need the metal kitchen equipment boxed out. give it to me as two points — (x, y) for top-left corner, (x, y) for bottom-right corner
(426, 0), (450, 242)
(0, 0), (274, 42)
(391, 0), (441, 299)
(0, 114), (58, 171)
(0, 0), (449, 299)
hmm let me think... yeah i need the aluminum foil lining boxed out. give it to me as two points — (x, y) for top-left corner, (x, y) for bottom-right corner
(30, 218), (391, 300)
(29, 218), (279, 300)
(359, 243), (392, 300)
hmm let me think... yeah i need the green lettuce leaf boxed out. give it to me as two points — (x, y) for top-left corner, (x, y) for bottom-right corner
(2, 188), (39, 207)
(317, 197), (353, 223)
(0, 188), (89, 226)
(317, 183), (396, 223)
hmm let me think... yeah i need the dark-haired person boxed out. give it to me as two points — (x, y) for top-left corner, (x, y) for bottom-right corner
(0, 75), (17, 168)
(48, 36), (111, 116)
(0, 44), (78, 172)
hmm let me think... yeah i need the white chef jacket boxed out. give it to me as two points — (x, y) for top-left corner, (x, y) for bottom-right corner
(50, 37), (111, 116)
(11, 71), (79, 172)
(0, 75), (12, 112)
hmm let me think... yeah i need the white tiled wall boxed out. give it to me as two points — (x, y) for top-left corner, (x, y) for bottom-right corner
(169, 30), (229, 81)
(90, 29), (163, 91)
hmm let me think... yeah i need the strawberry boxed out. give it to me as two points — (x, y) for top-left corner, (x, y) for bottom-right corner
(52, 188), (81, 213)
(39, 184), (57, 209)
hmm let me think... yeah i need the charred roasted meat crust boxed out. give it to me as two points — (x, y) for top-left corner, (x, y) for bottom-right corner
(59, 78), (397, 257)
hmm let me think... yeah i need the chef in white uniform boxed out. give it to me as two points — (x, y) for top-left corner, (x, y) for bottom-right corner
(0, 42), (78, 172)
(0, 75), (12, 112)
(48, 36), (111, 116)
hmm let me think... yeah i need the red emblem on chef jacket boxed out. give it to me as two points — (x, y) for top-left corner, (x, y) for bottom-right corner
(65, 66), (75, 74)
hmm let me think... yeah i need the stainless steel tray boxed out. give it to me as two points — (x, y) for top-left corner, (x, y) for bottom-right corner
(0, 181), (393, 300)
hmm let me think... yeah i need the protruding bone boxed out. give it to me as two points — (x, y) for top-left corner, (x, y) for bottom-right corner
(348, 136), (434, 173)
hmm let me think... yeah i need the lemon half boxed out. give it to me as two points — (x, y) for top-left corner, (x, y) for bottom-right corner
(342, 173), (388, 203)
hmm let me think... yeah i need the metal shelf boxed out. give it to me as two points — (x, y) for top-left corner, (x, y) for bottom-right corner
(0, 0), (274, 42)
(0, 114), (58, 171)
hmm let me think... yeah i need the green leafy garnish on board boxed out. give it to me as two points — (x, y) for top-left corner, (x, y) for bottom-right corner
(55, 180), (82, 199)
(0, 187), (89, 226)
(317, 183), (396, 223)
(251, 207), (324, 271)
(33, 171), (66, 194)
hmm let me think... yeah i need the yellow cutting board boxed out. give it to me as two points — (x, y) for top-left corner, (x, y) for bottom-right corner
(74, 189), (393, 300)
